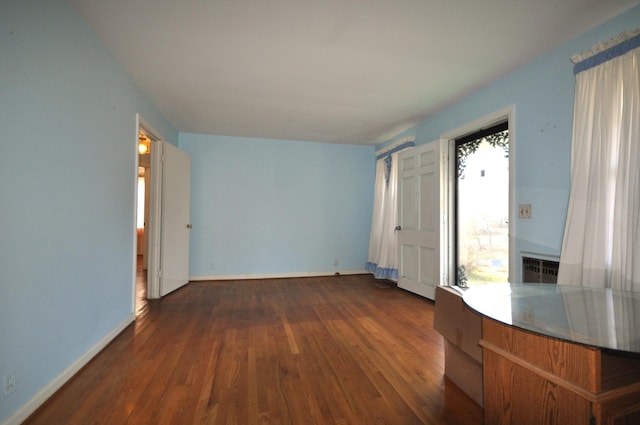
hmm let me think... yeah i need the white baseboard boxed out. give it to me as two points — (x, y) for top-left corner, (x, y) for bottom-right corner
(190, 269), (368, 281)
(2, 314), (135, 425)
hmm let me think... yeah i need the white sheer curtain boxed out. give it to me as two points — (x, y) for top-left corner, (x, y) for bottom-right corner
(367, 142), (413, 280)
(558, 30), (640, 290)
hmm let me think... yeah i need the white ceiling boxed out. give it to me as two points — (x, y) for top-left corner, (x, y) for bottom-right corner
(69, 0), (638, 145)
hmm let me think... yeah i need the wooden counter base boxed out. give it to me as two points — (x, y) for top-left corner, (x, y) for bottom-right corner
(481, 318), (640, 425)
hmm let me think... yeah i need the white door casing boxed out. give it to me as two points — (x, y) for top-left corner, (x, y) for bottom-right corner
(397, 140), (446, 300)
(441, 106), (514, 284)
(143, 166), (150, 269)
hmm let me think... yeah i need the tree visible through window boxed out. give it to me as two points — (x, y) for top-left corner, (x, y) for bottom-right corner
(455, 122), (509, 287)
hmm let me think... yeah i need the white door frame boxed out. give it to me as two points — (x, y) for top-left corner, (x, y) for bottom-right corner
(147, 139), (163, 299)
(133, 114), (164, 305)
(441, 105), (516, 284)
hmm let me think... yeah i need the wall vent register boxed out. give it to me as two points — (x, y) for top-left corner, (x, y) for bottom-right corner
(522, 257), (558, 283)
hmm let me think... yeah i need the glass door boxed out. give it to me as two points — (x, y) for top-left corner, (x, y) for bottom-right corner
(455, 122), (509, 287)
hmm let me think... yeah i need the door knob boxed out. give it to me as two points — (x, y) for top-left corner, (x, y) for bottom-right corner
(186, 224), (193, 229)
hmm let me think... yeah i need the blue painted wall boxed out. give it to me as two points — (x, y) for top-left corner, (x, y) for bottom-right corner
(0, 0), (177, 422)
(378, 4), (640, 282)
(1, 0), (639, 422)
(179, 133), (375, 278)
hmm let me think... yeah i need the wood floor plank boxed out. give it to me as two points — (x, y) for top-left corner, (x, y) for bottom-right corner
(24, 271), (483, 425)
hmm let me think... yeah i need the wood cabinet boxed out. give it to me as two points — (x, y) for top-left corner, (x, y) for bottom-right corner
(481, 318), (640, 425)
(434, 286), (483, 406)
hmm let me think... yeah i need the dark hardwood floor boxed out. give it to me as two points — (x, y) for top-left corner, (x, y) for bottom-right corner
(25, 263), (483, 425)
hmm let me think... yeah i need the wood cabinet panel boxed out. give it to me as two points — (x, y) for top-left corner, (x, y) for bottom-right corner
(482, 318), (640, 425)
(599, 389), (640, 424)
(483, 318), (600, 392)
(484, 347), (591, 424)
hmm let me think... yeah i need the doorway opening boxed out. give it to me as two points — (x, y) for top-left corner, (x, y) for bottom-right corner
(135, 164), (147, 312)
(454, 121), (509, 287)
(135, 131), (152, 313)
(133, 115), (163, 313)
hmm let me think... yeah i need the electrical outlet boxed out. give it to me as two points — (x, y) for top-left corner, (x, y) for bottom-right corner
(521, 308), (535, 323)
(4, 371), (15, 397)
(519, 204), (532, 219)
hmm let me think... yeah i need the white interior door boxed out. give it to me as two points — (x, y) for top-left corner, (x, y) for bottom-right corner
(149, 142), (191, 298)
(158, 141), (191, 296)
(397, 140), (444, 300)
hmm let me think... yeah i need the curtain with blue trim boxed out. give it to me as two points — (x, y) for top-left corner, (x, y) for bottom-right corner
(558, 29), (640, 290)
(366, 142), (413, 280)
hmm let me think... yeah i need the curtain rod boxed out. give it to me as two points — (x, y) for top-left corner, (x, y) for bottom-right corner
(572, 29), (640, 75)
(375, 136), (415, 156)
